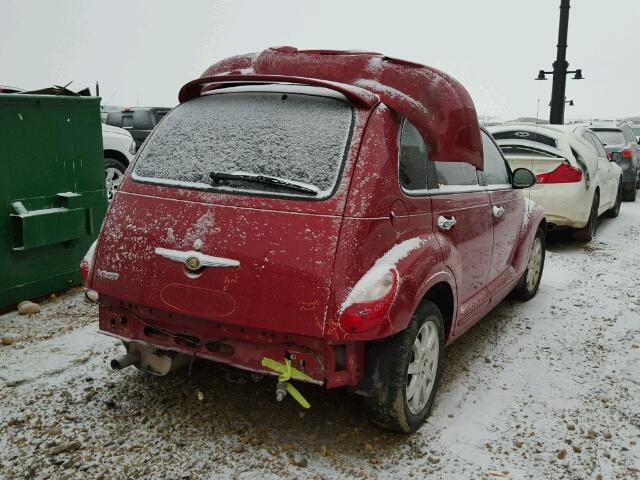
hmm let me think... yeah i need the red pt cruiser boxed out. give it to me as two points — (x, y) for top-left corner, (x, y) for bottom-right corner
(82, 47), (546, 432)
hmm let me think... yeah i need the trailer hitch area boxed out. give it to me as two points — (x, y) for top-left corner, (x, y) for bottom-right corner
(261, 356), (312, 409)
(111, 343), (190, 376)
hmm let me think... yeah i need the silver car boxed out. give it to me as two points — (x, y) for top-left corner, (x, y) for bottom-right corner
(589, 123), (640, 201)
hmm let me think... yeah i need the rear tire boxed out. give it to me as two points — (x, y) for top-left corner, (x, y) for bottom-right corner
(605, 180), (622, 218)
(512, 227), (545, 301)
(572, 192), (599, 242)
(622, 184), (637, 202)
(364, 301), (444, 433)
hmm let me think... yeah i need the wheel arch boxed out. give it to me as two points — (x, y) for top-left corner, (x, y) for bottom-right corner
(418, 281), (455, 341)
(104, 149), (130, 168)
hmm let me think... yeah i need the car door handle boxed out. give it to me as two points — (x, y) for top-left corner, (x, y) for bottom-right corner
(437, 215), (457, 231)
(492, 206), (505, 218)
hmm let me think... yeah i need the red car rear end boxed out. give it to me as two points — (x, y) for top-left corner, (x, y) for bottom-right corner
(83, 48), (545, 433)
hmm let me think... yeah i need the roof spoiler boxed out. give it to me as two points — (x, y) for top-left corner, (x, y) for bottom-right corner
(178, 74), (380, 109)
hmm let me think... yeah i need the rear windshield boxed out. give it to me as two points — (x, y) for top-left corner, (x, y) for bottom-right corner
(591, 129), (625, 146)
(132, 92), (353, 198)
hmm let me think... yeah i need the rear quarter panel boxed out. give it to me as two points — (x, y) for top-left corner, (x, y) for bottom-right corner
(327, 104), (450, 341)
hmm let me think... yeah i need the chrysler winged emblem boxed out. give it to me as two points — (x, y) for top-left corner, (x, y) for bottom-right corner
(185, 256), (201, 271)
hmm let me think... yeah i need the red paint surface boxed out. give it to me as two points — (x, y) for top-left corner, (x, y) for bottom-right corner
(90, 49), (545, 388)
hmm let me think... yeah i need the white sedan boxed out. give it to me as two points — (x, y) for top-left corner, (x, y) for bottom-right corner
(488, 123), (622, 242)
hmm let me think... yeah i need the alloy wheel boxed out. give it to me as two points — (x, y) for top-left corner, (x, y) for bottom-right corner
(105, 167), (124, 201)
(525, 237), (543, 291)
(406, 320), (439, 414)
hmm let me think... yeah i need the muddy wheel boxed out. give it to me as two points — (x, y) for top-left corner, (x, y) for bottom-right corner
(511, 227), (545, 301)
(605, 179), (622, 218)
(572, 192), (599, 242)
(364, 301), (444, 433)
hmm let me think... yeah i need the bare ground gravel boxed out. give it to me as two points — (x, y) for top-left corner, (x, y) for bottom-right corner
(1, 201), (639, 480)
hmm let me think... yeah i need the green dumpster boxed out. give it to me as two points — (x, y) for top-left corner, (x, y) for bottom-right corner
(0, 94), (107, 308)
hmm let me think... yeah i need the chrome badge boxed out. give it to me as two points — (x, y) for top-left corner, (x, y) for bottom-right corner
(97, 270), (119, 281)
(185, 256), (201, 271)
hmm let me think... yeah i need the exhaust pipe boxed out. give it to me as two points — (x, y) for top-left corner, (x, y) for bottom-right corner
(110, 351), (139, 370)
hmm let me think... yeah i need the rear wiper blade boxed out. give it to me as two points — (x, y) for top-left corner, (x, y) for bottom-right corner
(209, 171), (320, 195)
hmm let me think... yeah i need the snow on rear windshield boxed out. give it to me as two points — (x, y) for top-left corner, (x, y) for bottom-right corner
(133, 92), (353, 196)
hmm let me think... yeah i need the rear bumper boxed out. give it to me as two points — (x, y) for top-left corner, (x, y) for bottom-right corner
(98, 299), (364, 389)
(524, 184), (591, 229)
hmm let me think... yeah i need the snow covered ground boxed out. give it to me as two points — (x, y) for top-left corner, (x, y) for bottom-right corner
(1, 201), (639, 480)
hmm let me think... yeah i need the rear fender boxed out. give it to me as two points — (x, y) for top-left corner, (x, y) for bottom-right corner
(512, 199), (545, 276)
(328, 233), (445, 341)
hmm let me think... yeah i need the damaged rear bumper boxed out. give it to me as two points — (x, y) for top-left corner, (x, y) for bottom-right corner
(98, 298), (364, 388)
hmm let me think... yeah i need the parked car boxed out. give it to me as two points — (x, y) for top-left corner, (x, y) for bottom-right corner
(587, 123), (639, 199)
(0, 85), (24, 93)
(630, 124), (640, 143)
(105, 107), (171, 149)
(102, 124), (135, 202)
(81, 48), (545, 433)
(489, 123), (622, 241)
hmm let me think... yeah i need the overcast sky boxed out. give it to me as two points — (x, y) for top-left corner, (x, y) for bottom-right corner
(2, 0), (638, 121)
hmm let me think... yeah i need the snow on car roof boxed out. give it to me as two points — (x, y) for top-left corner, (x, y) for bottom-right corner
(180, 47), (484, 170)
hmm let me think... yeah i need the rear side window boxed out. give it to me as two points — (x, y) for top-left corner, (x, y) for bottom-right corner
(621, 126), (636, 144)
(431, 162), (479, 187)
(585, 132), (608, 158)
(133, 92), (353, 197)
(591, 129), (625, 146)
(399, 120), (427, 192)
(481, 132), (510, 185)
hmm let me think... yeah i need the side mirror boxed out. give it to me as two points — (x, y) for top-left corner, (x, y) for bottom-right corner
(512, 168), (536, 189)
(611, 151), (623, 162)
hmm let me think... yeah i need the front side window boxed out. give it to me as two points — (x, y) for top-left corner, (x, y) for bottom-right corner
(133, 92), (353, 197)
(398, 120), (428, 192)
(480, 132), (510, 185)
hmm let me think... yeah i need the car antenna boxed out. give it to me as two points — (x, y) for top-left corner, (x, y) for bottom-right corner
(105, 90), (118, 105)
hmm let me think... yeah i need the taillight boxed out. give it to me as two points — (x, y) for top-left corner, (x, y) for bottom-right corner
(80, 240), (98, 285)
(621, 148), (633, 159)
(536, 162), (582, 184)
(339, 267), (399, 334)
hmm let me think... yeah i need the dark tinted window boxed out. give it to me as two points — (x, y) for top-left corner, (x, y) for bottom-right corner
(399, 120), (427, 191)
(499, 145), (563, 158)
(133, 92), (352, 196)
(481, 132), (510, 185)
(133, 111), (154, 130)
(492, 130), (557, 148)
(122, 114), (133, 129)
(591, 129), (625, 146)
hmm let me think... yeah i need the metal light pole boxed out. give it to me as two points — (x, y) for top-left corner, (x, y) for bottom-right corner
(535, 0), (584, 124)
(549, 0), (570, 124)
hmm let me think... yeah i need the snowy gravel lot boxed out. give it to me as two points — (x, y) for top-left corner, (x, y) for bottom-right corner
(1, 201), (639, 480)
